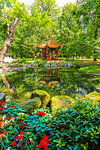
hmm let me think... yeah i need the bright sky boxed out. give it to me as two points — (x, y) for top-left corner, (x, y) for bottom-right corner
(18, 0), (77, 7)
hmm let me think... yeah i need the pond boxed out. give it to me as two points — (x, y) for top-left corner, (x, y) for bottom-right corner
(0, 67), (100, 101)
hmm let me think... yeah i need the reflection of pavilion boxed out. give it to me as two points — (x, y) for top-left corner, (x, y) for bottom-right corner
(38, 68), (62, 87)
(43, 68), (58, 77)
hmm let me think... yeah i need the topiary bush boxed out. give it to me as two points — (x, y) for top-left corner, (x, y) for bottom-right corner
(0, 100), (100, 150)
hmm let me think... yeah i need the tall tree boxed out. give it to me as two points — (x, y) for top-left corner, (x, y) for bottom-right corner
(77, 0), (100, 60)
(58, 3), (81, 57)
(32, 0), (60, 21)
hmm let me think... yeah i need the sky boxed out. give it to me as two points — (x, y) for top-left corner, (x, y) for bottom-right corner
(17, 0), (77, 7)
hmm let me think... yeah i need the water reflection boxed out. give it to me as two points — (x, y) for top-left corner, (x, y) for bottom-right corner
(0, 67), (99, 100)
(0, 73), (17, 98)
(38, 68), (62, 87)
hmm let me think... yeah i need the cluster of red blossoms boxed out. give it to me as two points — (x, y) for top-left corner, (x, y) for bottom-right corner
(37, 135), (49, 150)
(10, 131), (23, 147)
(0, 102), (3, 113)
(19, 120), (25, 128)
(36, 111), (46, 117)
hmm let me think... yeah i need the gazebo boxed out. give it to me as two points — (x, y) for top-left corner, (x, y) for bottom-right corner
(37, 37), (62, 61)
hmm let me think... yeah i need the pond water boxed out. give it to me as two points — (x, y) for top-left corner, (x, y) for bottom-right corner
(0, 67), (100, 101)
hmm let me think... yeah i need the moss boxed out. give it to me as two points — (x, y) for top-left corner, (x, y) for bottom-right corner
(96, 84), (100, 92)
(31, 90), (50, 107)
(23, 92), (31, 98)
(19, 97), (41, 112)
(83, 92), (100, 103)
(51, 95), (75, 111)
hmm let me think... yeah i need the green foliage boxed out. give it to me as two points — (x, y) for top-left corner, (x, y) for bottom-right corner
(0, 101), (100, 150)
(0, 0), (100, 60)
(79, 65), (100, 74)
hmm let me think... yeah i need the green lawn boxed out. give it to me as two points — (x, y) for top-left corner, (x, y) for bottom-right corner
(79, 65), (100, 74)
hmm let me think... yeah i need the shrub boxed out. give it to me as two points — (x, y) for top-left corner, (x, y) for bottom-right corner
(0, 100), (100, 150)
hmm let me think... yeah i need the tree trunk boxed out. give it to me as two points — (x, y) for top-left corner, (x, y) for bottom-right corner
(1, 73), (17, 98)
(0, 17), (19, 63)
(93, 24), (98, 61)
(33, 51), (35, 61)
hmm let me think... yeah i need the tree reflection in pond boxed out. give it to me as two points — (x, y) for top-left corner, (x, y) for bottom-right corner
(0, 67), (99, 100)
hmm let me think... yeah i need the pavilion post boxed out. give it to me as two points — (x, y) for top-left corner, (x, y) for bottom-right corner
(55, 50), (58, 61)
(51, 49), (53, 60)
(42, 49), (43, 60)
(48, 50), (50, 61)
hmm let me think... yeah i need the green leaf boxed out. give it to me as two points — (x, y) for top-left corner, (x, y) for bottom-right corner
(67, 145), (72, 150)
(73, 145), (78, 150)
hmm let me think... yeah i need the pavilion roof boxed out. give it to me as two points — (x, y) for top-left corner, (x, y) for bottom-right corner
(37, 37), (63, 49)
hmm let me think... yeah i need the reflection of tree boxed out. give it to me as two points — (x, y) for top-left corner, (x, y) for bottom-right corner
(0, 67), (98, 100)
(1, 73), (17, 98)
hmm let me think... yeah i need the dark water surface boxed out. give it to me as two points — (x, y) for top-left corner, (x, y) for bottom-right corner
(0, 67), (100, 100)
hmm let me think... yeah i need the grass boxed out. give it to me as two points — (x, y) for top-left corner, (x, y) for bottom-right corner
(79, 65), (100, 74)
(70, 59), (100, 67)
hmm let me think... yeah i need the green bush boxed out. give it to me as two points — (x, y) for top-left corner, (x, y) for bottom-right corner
(0, 100), (100, 150)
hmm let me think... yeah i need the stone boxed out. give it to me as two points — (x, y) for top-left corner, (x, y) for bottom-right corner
(19, 97), (41, 112)
(31, 90), (50, 107)
(0, 93), (5, 102)
(51, 95), (75, 111)
(83, 92), (100, 103)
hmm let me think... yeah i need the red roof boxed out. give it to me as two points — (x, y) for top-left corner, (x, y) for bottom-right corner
(37, 37), (63, 49)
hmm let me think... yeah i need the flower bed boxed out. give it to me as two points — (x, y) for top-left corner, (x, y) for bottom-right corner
(0, 100), (100, 150)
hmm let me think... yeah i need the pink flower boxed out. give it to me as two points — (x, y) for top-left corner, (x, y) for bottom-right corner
(0, 107), (2, 110)
(0, 111), (3, 113)
(14, 135), (17, 140)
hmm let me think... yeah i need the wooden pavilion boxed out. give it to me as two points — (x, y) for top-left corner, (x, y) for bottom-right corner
(37, 37), (62, 61)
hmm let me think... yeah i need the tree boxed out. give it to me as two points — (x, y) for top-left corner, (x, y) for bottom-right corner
(58, 3), (81, 57)
(32, 0), (60, 21)
(0, 17), (18, 62)
(77, 0), (100, 60)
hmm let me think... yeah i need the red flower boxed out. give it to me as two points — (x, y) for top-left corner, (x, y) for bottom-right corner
(5, 131), (8, 135)
(18, 134), (23, 139)
(36, 111), (46, 117)
(9, 116), (12, 120)
(12, 105), (15, 108)
(19, 123), (25, 128)
(19, 120), (23, 124)
(44, 135), (49, 143)
(11, 141), (16, 147)
(19, 144), (21, 147)
(14, 135), (17, 140)
(20, 131), (23, 135)
(6, 116), (9, 120)
(0, 130), (3, 133)
(0, 102), (3, 106)
(36, 135), (49, 150)
(28, 125), (30, 128)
